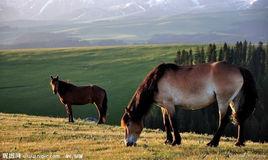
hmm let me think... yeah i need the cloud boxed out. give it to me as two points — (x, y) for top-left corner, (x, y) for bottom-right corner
(147, 0), (168, 7)
(191, 0), (200, 6)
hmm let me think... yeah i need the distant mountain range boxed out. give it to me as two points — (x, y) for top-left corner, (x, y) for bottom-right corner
(1, 0), (266, 22)
(0, 0), (267, 49)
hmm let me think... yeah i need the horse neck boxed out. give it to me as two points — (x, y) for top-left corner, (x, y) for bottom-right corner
(127, 63), (181, 121)
(127, 63), (174, 121)
(127, 91), (154, 121)
(58, 80), (75, 95)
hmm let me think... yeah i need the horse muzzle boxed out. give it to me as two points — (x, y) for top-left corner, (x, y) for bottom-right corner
(126, 142), (136, 147)
(124, 135), (137, 147)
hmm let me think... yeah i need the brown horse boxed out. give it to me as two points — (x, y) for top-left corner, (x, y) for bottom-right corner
(121, 61), (257, 147)
(50, 76), (108, 124)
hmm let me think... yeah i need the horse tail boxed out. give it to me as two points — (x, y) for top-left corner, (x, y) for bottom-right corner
(130, 63), (179, 120)
(235, 67), (258, 124)
(101, 90), (108, 123)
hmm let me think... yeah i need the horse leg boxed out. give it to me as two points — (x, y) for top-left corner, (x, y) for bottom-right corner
(161, 108), (173, 144)
(165, 104), (181, 146)
(94, 101), (105, 124)
(207, 104), (231, 147)
(94, 93), (108, 124)
(235, 104), (248, 146)
(231, 97), (246, 146)
(95, 102), (103, 124)
(64, 104), (70, 122)
(68, 105), (74, 123)
(235, 123), (245, 146)
(65, 104), (74, 123)
(169, 114), (181, 146)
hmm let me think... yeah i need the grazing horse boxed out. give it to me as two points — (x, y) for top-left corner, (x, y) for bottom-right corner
(121, 61), (257, 147)
(50, 76), (108, 124)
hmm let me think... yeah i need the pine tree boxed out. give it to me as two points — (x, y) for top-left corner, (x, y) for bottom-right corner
(211, 43), (217, 62)
(247, 42), (253, 64)
(229, 47), (234, 64)
(194, 46), (201, 64)
(249, 45), (259, 78)
(200, 46), (205, 63)
(258, 42), (266, 77)
(218, 47), (224, 61)
(223, 42), (228, 61)
(207, 44), (213, 62)
(181, 49), (187, 65)
(223, 42), (228, 52)
(189, 48), (193, 65)
(242, 40), (248, 64)
(186, 50), (190, 65)
(239, 41), (243, 64)
(248, 42), (266, 81)
(224, 45), (232, 63)
(175, 50), (181, 64)
(233, 43), (239, 64)
(233, 41), (242, 65)
(266, 42), (268, 73)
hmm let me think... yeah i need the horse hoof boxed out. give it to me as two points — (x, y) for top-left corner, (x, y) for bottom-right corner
(97, 121), (103, 124)
(171, 140), (181, 146)
(164, 139), (173, 145)
(235, 142), (245, 147)
(207, 142), (218, 147)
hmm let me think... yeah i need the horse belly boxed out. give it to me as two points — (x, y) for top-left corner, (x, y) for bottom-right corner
(73, 95), (92, 105)
(70, 89), (93, 105)
(177, 93), (215, 110)
(157, 81), (215, 110)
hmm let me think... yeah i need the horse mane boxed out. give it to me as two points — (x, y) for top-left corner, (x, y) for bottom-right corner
(126, 63), (180, 121)
(58, 80), (76, 95)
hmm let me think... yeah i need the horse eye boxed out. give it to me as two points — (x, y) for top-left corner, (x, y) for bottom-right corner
(127, 123), (130, 126)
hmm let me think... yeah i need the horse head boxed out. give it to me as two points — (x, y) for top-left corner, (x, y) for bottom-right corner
(121, 108), (144, 147)
(50, 75), (59, 94)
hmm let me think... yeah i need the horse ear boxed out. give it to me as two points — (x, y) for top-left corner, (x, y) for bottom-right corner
(50, 76), (53, 79)
(125, 108), (130, 113)
(125, 108), (132, 118)
(56, 75), (59, 80)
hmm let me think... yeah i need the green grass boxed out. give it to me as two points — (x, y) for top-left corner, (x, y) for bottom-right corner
(0, 45), (197, 124)
(0, 113), (267, 160)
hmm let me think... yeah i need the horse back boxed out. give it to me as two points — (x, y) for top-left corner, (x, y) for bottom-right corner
(211, 61), (244, 97)
(74, 85), (106, 104)
(155, 62), (243, 109)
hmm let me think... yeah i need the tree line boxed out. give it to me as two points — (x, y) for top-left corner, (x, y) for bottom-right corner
(174, 41), (266, 82)
(145, 41), (268, 142)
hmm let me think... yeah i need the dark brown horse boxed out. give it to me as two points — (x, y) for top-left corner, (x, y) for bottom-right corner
(121, 61), (257, 147)
(50, 76), (108, 124)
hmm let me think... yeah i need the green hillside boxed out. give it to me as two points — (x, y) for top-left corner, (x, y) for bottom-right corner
(0, 45), (194, 124)
(0, 113), (267, 160)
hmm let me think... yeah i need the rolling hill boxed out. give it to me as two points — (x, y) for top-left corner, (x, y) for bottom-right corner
(0, 45), (183, 124)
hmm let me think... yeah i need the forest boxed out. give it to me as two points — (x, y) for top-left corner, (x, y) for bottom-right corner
(145, 41), (268, 142)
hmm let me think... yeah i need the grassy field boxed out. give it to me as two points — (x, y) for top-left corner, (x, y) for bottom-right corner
(0, 45), (197, 124)
(0, 113), (267, 160)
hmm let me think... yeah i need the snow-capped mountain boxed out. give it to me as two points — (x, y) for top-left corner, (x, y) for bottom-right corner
(0, 0), (262, 22)
(0, 0), (266, 49)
